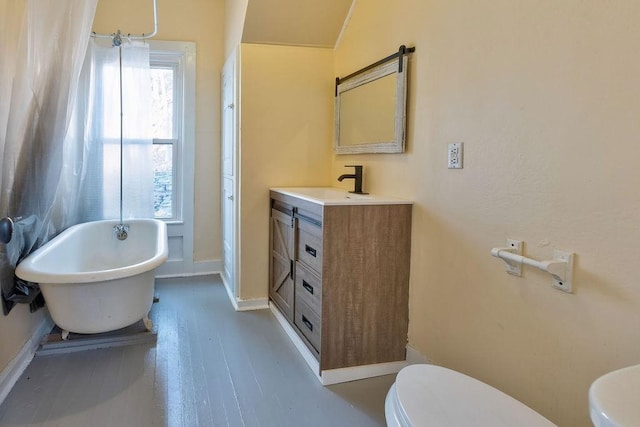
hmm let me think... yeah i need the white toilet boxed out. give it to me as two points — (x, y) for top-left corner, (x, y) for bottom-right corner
(589, 364), (640, 427)
(385, 364), (555, 426)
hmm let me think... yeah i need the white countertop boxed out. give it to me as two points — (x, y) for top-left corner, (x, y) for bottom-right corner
(271, 187), (412, 206)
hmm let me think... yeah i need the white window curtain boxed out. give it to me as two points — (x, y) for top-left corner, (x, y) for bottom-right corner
(0, 0), (98, 311)
(1, 2), (153, 313)
(67, 38), (154, 224)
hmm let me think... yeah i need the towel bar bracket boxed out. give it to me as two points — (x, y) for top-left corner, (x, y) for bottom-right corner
(550, 250), (573, 293)
(502, 239), (523, 276)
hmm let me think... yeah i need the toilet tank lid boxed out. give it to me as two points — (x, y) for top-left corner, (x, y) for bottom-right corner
(395, 365), (555, 427)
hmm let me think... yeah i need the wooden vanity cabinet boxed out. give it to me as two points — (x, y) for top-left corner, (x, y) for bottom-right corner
(269, 190), (412, 372)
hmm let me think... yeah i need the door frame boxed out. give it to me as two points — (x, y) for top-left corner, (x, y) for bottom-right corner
(221, 48), (240, 302)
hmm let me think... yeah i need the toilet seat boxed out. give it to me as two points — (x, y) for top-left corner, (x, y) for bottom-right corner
(386, 364), (555, 426)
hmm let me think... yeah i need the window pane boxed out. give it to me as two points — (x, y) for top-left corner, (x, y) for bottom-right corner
(153, 144), (173, 218)
(150, 67), (174, 139)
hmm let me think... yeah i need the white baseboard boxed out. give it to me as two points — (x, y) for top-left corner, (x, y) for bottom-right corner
(221, 274), (238, 310)
(155, 259), (186, 278)
(320, 360), (407, 386)
(155, 259), (221, 279)
(235, 298), (269, 311)
(0, 315), (55, 406)
(270, 303), (322, 382)
(221, 275), (269, 312)
(220, 274), (239, 310)
(193, 260), (222, 275)
(269, 302), (407, 385)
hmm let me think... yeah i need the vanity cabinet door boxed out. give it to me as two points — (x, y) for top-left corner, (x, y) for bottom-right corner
(270, 208), (295, 321)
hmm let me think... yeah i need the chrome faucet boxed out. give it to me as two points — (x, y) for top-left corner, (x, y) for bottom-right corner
(337, 165), (367, 194)
(114, 223), (129, 241)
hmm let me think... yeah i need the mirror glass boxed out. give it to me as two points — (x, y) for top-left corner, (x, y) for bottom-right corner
(334, 56), (408, 154)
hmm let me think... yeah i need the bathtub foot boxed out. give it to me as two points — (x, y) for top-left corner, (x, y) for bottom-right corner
(61, 330), (70, 341)
(143, 314), (152, 332)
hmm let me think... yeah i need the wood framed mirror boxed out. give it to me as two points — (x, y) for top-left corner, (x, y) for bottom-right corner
(334, 47), (413, 154)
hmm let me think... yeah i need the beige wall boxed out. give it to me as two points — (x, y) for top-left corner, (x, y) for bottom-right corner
(334, 1), (640, 425)
(0, 306), (47, 377)
(239, 44), (334, 299)
(93, 0), (225, 263)
(224, 0), (248, 60)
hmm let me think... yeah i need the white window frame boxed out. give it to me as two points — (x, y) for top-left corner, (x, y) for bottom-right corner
(149, 40), (196, 276)
(150, 60), (181, 221)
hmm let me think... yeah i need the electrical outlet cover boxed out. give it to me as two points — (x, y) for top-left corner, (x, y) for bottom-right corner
(448, 143), (463, 169)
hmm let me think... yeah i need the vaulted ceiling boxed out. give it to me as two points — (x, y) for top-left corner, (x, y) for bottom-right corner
(242, 0), (354, 48)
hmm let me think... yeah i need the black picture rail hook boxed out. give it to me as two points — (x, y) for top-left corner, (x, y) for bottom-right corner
(0, 217), (14, 244)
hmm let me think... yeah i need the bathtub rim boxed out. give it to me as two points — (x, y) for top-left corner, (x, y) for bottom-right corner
(15, 218), (168, 284)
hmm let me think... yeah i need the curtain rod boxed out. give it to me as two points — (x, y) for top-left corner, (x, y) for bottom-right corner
(91, 0), (158, 41)
(336, 44), (416, 86)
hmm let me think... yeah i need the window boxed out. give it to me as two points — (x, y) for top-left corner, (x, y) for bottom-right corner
(147, 41), (196, 276)
(150, 47), (188, 221)
(150, 62), (178, 219)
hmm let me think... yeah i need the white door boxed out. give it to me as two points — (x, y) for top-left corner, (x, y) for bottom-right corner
(221, 50), (238, 297)
(222, 62), (235, 178)
(222, 177), (235, 288)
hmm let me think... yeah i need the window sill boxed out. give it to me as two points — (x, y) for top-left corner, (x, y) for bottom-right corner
(158, 219), (184, 226)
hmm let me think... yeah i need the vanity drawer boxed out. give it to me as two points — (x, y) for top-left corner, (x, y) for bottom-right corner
(294, 298), (321, 353)
(295, 262), (322, 314)
(297, 220), (323, 274)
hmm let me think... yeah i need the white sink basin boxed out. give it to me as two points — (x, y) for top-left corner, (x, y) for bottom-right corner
(590, 364), (640, 427)
(271, 187), (411, 206)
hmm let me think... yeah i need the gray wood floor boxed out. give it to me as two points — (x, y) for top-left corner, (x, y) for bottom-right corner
(0, 275), (395, 426)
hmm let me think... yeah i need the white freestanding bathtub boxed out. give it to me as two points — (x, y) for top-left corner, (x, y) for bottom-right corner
(15, 219), (168, 336)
